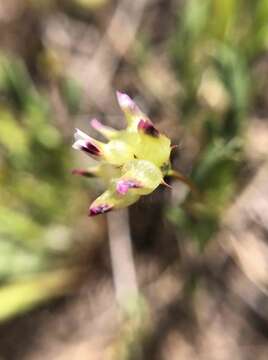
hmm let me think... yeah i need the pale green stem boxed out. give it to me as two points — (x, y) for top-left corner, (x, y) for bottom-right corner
(107, 209), (138, 311)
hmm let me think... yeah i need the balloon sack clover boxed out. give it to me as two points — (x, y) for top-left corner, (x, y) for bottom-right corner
(72, 91), (194, 216)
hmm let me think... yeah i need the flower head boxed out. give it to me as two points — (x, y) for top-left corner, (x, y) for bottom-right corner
(72, 91), (191, 216)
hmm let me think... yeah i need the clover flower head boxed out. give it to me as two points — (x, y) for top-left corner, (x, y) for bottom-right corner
(72, 91), (187, 216)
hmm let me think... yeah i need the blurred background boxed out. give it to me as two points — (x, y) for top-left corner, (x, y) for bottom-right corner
(0, 0), (268, 359)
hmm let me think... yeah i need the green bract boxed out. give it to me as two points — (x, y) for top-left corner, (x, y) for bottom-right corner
(72, 91), (181, 216)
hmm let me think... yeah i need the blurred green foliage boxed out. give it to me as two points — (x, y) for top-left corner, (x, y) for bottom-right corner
(168, 0), (268, 249)
(0, 54), (84, 282)
(0, 0), (268, 320)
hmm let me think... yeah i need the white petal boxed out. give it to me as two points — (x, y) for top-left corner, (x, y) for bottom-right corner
(90, 118), (103, 130)
(72, 139), (86, 150)
(74, 128), (90, 142)
(116, 91), (136, 110)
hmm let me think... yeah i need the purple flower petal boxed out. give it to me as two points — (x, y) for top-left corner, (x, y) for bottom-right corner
(89, 204), (113, 216)
(73, 128), (103, 157)
(90, 118), (117, 139)
(116, 179), (141, 195)
(138, 119), (159, 137)
(116, 91), (143, 118)
(72, 139), (102, 157)
(90, 118), (103, 130)
(116, 91), (136, 110)
(82, 142), (101, 156)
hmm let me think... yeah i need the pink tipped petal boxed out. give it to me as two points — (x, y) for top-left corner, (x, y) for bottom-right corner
(116, 91), (134, 108)
(90, 118), (117, 138)
(116, 91), (142, 115)
(90, 118), (102, 130)
(89, 204), (113, 216)
(83, 142), (101, 156)
(73, 128), (102, 155)
(72, 138), (102, 157)
(116, 179), (142, 195)
(138, 119), (159, 137)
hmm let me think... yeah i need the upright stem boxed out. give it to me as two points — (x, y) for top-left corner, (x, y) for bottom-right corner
(107, 209), (138, 310)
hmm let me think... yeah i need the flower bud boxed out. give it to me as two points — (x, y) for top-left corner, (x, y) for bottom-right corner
(89, 188), (140, 216)
(137, 119), (159, 137)
(116, 179), (142, 195)
(72, 128), (103, 157)
(72, 91), (194, 216)
(116, 91), (146, 131)
(89, 204), (113, 216)
(120, 159), (163, 195)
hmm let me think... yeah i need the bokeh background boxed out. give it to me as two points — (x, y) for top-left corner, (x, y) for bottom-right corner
(1, 0), (268, 359)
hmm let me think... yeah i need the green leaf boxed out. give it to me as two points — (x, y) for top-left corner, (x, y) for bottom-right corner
(0, 269), (79, 322)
